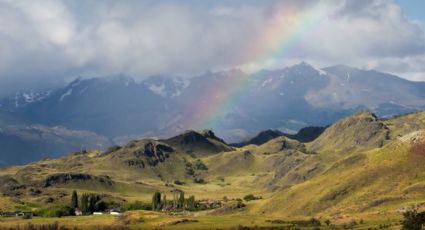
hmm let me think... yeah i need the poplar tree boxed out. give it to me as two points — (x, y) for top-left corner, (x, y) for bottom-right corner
(152, 192), (161, 211)
(178, 191), (185, 209)
(71, 190), (78, 210)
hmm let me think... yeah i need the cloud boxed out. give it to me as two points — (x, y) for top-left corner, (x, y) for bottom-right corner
(0, 0), (424, 95)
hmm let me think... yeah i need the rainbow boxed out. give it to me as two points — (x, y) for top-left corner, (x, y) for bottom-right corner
(183, 3), (327, 130)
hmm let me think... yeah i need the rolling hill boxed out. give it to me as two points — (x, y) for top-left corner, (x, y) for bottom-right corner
(1, 110), (425, 225)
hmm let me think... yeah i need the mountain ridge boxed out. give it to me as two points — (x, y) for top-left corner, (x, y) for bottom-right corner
(1, 62), (425, 165)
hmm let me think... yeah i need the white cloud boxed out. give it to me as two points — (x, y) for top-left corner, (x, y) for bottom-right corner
(0, 0), (424, 95)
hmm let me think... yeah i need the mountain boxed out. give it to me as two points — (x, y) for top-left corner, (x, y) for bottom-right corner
(1, 111), (425, 224)
(17, 76), (169, 138)
(234, 129), (284, 146)
(257, 111), (425, 217)
(0, 124), (112, 166)
(3, 63), (425, 138)
(1, 63), (425, 166)
(235, 126), (326, 147)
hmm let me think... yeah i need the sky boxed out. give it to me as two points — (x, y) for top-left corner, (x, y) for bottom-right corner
(0, 0), (424, 95)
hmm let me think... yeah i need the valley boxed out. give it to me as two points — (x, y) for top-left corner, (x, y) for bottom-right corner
(1, 110), (425, 229)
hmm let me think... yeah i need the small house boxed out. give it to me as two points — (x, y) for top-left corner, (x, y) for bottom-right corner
(110, 208), (122, 216)
(74, 208), (83, 216)
(16, 212), (33, 217)
(1, 212), (17, 217)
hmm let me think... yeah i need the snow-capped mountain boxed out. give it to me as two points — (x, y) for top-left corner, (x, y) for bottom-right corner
(1, 63), (425, 165)
(142, 75), (190, 98)
(0, 91), (51, 110)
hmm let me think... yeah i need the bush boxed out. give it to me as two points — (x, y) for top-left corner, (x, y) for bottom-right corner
(401, 208), (425, 230)
(22, 214), (32, 219)
(174, 180), (185, 185)
(324, 219), (331, 226)
(243, 194), (261, 201)
(123, 201), (152, 211)
(193, 178), (206, 184)
(194, 160), (208, 170)
(36, 205), (73, 217)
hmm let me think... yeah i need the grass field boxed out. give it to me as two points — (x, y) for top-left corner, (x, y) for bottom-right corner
(0, 209), (405, 229)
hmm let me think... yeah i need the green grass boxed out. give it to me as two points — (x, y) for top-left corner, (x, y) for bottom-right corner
(1, 111), (425, 228)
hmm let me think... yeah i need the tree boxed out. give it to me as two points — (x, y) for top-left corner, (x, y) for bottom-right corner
(152, 192), (162, 211)
(187, 195), (195, 210)
(95, 200), (108, 212)
(88, 194), (100, 213)
(71, 191), (78, 210)
(325, 219), (331, 226)
(402, 208), (425, 230)
(163, 194), (167, 209)
(178, 191), (185, 209)
(80, 194), (89, 215)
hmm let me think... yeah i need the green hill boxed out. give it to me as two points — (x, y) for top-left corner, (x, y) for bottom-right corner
(1, 111), (425, 228)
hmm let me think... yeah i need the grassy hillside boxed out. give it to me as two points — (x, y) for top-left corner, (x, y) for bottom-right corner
(1, 111), (425, 228)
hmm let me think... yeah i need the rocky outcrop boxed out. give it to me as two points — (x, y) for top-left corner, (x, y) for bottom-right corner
(132, 142), (174, 166)
(40, 173), (114, 187)
(164, 130), (234, 155)
(0, 176), (26, 196)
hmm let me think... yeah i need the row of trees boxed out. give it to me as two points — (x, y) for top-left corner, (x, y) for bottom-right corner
(70, 191), (108, 215)
(152, 190), (196, 211)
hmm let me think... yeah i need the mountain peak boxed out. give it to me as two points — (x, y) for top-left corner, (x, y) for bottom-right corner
(352, 110), (379, 120)
(163, 129), (233, 155)
(287, 61), (327, 76)
(310, 110), (388, 153)
(236, 129), (284, 146)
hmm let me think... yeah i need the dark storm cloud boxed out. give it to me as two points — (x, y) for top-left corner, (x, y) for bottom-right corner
(0, 0), (424, 96)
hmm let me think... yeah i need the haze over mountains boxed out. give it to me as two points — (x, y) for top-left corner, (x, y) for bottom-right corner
(1, 62), (425, 166)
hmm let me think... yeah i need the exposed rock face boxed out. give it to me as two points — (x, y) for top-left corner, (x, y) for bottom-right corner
(132, 142), (174, 166)
(41, 173), (114, 187)
(0, 176), (26, 196)
(179, 131), (211, 145)
(200, 129), (226, 143)
(164, 130), (234, 155)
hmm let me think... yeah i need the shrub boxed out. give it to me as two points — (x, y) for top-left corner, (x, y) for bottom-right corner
(36, 205), (73, 218)
(174, 180), (185, 185)
(243, 194), (261, 201)
(193, 178), (206, 184)
(325, 219), (331, 226)
(22, 214), (32, 219)
(401, 208), (425, 230)
(194, 160), (208, 170)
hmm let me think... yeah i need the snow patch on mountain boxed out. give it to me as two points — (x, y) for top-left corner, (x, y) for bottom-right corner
(148, 84), (166, 97)
(60, 89), (73, 102)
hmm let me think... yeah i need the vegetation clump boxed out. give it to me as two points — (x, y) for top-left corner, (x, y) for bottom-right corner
(401, 208), (425, 230)
(193, 178), (207, 184)
(173, 180), (185, 185)
(243, 194), (262, 201)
